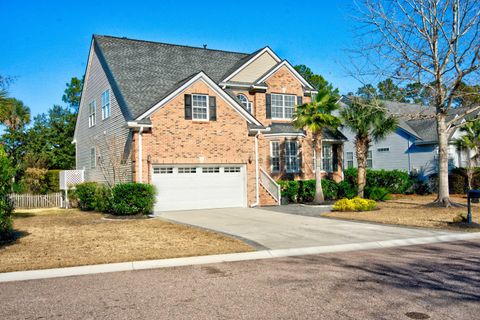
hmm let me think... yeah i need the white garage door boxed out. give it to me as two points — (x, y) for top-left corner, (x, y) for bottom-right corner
(152, 165), (247, 212)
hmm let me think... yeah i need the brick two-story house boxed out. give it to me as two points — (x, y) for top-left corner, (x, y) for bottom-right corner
(74, 35), (345, 212)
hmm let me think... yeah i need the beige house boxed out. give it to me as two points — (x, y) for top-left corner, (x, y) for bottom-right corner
(74, 35), (345, 211)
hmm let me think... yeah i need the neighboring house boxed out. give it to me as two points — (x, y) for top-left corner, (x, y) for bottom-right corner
(74, 35), (345, 211)
(340, 97), (475, 178)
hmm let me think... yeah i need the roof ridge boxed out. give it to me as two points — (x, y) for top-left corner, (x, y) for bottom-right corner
(93, 34), (251, 56)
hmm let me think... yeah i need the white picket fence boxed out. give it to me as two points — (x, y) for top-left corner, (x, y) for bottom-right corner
(10, 193), (63, 209)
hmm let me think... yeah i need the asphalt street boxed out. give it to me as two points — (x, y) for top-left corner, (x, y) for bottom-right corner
(1, 240), (479, 319)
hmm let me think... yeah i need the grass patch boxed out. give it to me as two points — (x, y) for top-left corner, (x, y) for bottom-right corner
(324, 194), (480, 231)
(0, 208), (253, 273)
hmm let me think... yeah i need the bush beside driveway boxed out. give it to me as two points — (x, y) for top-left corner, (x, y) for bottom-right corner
(0, 208), (253, 273)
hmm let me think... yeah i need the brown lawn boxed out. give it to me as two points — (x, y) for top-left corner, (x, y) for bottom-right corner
(0, 208), (253, 273)
(324, 194), (480, 231)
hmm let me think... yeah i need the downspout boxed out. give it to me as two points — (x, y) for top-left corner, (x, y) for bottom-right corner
(250, 131), (261, 207)
(138, 127), (144, 183)
(407, 137), (412, 174)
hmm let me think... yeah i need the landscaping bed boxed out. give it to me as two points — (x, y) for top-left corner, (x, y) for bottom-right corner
(0, 208), (253, 273)
(324, 194), (480, 231)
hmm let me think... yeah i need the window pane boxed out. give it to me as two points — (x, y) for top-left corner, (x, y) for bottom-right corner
(284, 95), (295, 119)
(285, 141), (299, 173)
(271, 142), (280, 172)
(192, 95), (208, 120)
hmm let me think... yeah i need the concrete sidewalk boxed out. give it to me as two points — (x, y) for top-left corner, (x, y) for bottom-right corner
(159, 207), (457, 249)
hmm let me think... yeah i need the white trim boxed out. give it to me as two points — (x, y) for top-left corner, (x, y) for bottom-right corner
(127, 121), (153, 128)
(270, 93), (296, 120)
(101, 89), (111, 120)
(270, 141), (280, 173)
(88, 100), (96, 127)
(222, 47), (281, 83)
(256, 60), (315, 90)
(191, 94), (209, 121)
(135, 72), (262, 126)
(74, 41), (95, 140)
(264, 133), (306, 137)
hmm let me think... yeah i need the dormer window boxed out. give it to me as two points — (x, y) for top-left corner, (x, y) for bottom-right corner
(236, 94), (253, 113)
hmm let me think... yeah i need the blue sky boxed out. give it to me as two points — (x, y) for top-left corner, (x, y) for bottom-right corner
(1, 0), (360, 117)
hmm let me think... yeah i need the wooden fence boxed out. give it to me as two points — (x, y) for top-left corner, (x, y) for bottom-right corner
(10, 193), (63, 209)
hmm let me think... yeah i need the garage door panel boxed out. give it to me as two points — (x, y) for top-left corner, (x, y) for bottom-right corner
(152, 165), (246, 212)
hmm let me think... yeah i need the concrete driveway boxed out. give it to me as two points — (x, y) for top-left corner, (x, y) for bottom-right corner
(159, 207), (456, 249)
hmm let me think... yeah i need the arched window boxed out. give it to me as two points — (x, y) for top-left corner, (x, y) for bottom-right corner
(236, 94), (253, 113)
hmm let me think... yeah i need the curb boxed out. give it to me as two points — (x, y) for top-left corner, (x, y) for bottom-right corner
(1, 232), (480, 283)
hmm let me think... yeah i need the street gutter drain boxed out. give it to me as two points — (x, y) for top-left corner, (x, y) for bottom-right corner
(405, 312), (430, 319)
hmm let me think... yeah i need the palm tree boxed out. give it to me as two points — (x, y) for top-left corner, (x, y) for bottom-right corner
(0, 98), (30, 131)
(293, 87), (341, 204)
(454, 120), (480, 190)
(340, 97), (398, 198)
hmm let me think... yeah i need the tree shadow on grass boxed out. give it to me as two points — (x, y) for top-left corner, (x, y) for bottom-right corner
(0, 230), (30, 249)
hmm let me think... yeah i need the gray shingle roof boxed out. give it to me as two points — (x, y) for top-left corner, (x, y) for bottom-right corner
(93, 35), (250, 120)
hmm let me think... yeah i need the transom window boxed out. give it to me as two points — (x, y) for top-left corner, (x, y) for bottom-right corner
(192, 94), (208, 120)
(102, 89), (110, 119)
(270, 141), (280, 173)
(154, 167), (173, 174)
(346, 152), (354, 169)
(236, 94), (253, 113)
(367, 151), (373, 168)
(202, 167), (220, 173)
(322, 144), (333, 172)
(272, 94), (296, 119)
(224, 167), (241, 173)
(178, 167), (196, 173)
(285, 141), (300, 173)
(88, 100), (96, 127)
(377, 147), (390, 152)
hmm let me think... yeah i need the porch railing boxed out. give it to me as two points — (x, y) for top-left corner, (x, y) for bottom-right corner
(259, 168), (281, 205)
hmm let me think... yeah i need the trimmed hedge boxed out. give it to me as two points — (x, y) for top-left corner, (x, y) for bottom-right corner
(111, 183), (156, 215)
(278, 179), (340, 203)
(73, 182), (156, 215)
(75, 182), (98, 211)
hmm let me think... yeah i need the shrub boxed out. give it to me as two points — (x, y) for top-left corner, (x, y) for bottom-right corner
(74, 182), (98, 211)
(278, 180), (300, 203)
(46, 170), (61, 193)
(337, 180), (357, 199)
(343, 168), (412, 194)
(94, 184), (113, 213)
(280, 179), (339, 203)
(111, 183), (156, 215)
(365, 186), (392, 201)
(333, 197), (377, 212)
(0, 146), (15, 241)
(21, 167), (49, 194)
(0, 195), (14, 241)
(449, 173), (467, 194)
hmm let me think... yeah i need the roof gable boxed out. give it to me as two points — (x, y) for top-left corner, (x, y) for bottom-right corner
(222, 47), (281, 83)
(136, 72), (262, 126)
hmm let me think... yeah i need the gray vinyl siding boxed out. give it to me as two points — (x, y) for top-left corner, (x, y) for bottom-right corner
(342, 128), (436, 176)
(75, 47), (132, 184)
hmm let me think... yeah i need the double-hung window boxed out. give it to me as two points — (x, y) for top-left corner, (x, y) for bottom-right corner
(270, 141), (280, 173)
(271, 94), (295, 119)
(192, 94), (208, 120)
(346, 152), (354, 169)
(285, 141), (300, 173)
(322, 144), (333, 172)
(88, 100), (96, 127)
(367, 150), (373, 168)
(102, 89), (110, 119)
